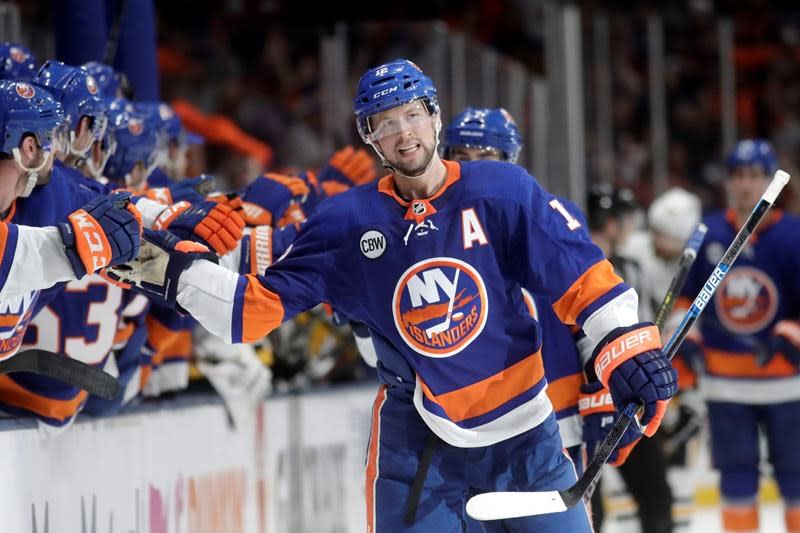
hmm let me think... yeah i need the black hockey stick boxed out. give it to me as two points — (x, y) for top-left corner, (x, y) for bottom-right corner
(0, 349), (120, 400)
(654, 222), (708, 330)
(582, 221), (708, 486)
(466, 170), (790, 521)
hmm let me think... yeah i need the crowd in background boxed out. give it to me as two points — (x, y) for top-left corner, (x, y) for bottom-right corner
(9, 0), (800, 389)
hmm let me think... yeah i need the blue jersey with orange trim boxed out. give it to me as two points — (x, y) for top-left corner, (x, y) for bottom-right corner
(518, 197), (587, 448)
(180, 160), (636, 447)
(679, 209), (800, 403)
(521, 288), (584, 448)
(0, 163), (106, 425)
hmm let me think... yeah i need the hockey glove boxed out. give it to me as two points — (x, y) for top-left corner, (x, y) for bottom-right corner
(106, 228), (218, 307)
(58, 191), (142, 278)
(239, 172), (310, 227)
(143, 174), (217, 205)
(589, 322), (678, 437)
(318, 145), (376, 196)
(153, 199), (244, 256)
(579, 381), (643, 466)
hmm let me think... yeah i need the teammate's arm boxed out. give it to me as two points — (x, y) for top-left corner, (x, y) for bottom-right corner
(109, 204), (344, 344)
(0, 192), (142, 299)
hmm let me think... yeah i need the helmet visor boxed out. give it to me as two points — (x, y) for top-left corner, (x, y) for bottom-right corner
(367, 102), (434, 141)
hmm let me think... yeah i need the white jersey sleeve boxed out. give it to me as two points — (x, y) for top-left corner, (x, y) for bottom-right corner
(0, 224), (74, 299)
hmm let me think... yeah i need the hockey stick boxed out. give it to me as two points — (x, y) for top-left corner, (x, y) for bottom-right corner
(654, 222), (708, 330)
(0, 349), (120, 400)
(466, 170), (790, 521)
(582, 221), (708, 484)
(425, 269), (459, 338)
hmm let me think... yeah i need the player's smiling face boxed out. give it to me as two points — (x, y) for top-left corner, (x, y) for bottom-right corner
(370, 101), (438, 177)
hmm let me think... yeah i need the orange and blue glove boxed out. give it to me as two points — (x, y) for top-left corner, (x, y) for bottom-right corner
(318, 145), (376, 197)
(239, 172), (311, 227)
(153, 199), (244, 256)
(589, 322), (678, 437)
(58, 191), (142, 278)
(579, 381), (643, 465)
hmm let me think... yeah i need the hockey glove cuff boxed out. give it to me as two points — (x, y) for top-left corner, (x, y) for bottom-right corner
(588, 322), (678, 437)
(58, 191), (142, 278)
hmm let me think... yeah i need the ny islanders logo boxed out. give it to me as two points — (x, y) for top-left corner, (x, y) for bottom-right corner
(715, 266), (778, 334)
(393, 257), (488, 357)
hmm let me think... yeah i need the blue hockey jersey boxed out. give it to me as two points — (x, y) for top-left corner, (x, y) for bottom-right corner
(176, 160), (639, 447)
(678, 209), (800, 403)
(0, 163), (103, 424)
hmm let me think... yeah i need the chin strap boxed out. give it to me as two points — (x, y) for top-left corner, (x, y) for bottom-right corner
(68, 130), (93, 162)
(12, 147), (52, 198)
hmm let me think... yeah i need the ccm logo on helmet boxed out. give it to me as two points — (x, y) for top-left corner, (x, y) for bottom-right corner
(373, 86), (398, 99)
(594, 329), (656, 379)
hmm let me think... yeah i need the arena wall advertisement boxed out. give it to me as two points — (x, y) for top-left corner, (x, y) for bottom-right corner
(0, 384), (378, 533)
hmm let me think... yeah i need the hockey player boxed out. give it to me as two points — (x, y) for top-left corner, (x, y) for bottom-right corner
(0, 80), (142, 424)
(441, 106), (587, 467)
(32, 61), (107, 170)
(674, 139), (800, 533)
(19, 100), (241, 426)
(587, 185), (675, 533)
(109, 59), (678, 532)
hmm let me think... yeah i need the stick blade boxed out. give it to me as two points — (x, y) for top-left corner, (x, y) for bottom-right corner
(466, 490), (568, 521)
(29, 350), (120, 400)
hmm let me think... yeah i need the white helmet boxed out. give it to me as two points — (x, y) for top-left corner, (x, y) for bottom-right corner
(648, 187), (701, 242)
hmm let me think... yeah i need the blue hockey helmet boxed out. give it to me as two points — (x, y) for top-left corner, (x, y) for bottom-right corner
(0, 81), (66, 156)
(81, 61), (126, 99)
(443, 107), (523, 163)
(353, 59), (438, 144)
(136, 101), (184, 146)
(33, 61), (106, 129)
(0, 43), (37, 81)
(725, 139), (778, 177)
(104, 99), (159, 185)
(0, 81), (67, 196)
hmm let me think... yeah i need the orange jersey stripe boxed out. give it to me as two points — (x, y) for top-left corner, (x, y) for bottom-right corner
(0, 375), (87, 421)
(672, 356), (697, 390)
(145, 315), (193, 362)
(113, 321), (135, 346)
(786, 507), (800, 533)
(674, 296), (692, 312)
(365, 385), (387, 533)
(546, 372), (583, 412)
(419, 351), (545, 423)
(722, 505), (758, 531)
(552, 259), (623, 325)
(705, 348), (797, 378)
(241, 275), (285, 343)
